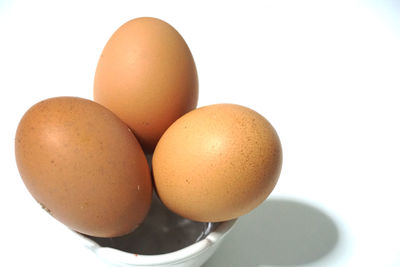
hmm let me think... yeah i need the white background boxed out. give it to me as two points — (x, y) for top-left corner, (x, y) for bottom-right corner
(1, 0), (400, 266)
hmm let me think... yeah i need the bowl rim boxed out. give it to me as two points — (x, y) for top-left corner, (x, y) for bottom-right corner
(75, 218), (237, 265)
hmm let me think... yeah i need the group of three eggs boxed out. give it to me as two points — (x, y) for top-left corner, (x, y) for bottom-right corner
(15, 17), (282, 238)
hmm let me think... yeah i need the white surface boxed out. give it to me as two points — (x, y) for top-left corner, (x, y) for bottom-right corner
(1, 0), (400, 266)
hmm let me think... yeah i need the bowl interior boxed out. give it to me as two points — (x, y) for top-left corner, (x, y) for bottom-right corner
(79, 193), (220, 255)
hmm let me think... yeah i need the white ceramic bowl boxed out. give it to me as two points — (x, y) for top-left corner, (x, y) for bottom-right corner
(73, 194), (237, 267)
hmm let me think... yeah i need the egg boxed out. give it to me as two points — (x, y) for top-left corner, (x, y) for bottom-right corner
(94, 17), (198, 152)
(15, 97), (152, 237)
(152, 104), (282, 222)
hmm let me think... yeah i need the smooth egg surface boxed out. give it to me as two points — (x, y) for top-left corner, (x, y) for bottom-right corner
(15, 97), (152, 237)
(152, 104), (282, 222)
(94, 17), (198, 152)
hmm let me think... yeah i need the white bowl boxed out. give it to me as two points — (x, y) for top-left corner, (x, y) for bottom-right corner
(73, 194), (237, 267)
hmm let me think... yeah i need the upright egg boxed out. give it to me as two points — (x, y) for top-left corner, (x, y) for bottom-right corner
(152, 104), (282, 222)
(94, 17), (198, 152)
(15, 97), (152, 237)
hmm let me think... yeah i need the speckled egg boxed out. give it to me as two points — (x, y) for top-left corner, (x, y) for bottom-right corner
(152, 104), (282, 222)
(15, 97), (152, 237)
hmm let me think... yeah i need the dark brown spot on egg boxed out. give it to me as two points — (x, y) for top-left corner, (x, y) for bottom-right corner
(39, 202), (51, 214)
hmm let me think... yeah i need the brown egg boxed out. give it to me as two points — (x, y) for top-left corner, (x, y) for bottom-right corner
(94, 17), (198, 152)
(15, 97), (152, 237)
(152, 104), (282, 222)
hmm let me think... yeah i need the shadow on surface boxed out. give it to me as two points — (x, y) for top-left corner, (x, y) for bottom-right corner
(204, 198), (339, 267)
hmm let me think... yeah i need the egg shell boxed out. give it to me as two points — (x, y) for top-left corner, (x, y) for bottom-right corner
(15, 97), (153, 237)
(152, 104), (282, 222)
(94, 17), (198, 152)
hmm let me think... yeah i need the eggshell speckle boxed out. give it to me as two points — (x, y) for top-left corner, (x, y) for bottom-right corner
(15, 97), (153, 237)
(152, 104), (282, 222)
